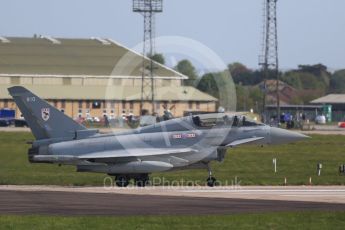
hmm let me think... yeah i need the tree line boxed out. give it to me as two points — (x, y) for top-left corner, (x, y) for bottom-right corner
(150, 54), (345, 112)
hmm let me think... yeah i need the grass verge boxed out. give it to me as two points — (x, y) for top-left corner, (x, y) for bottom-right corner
(1, 132), (345, 186)
(1, 212), (345, 230)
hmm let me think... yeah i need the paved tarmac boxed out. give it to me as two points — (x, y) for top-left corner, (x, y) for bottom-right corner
(2, 185), (345, 204)
(0, 186), (345, 216)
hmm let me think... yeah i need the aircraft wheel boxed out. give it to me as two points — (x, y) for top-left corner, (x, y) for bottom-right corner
(135, 174), (149, 187)
(115, 175), (130, 187)
(206, 176), (217, 187)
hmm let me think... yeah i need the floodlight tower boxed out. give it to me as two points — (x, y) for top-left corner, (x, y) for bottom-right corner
(259, 0), (279, 123)
(133, 0), (163, 115)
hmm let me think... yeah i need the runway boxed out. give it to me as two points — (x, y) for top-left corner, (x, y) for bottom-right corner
(0, 186), (345, 215)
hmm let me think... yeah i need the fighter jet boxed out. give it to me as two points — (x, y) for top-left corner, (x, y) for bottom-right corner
(8, 86), (309, 187)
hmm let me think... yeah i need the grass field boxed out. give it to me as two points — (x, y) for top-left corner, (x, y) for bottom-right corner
(0, 212), (345, 229)
(1, 132), (345, 186)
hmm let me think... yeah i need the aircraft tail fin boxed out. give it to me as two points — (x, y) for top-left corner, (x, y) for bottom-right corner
(8, 86), (88, 140)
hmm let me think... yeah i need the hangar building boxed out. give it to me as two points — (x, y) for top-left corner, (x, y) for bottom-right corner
(0, 36), (217, 119)
(311, 94), (345, 122)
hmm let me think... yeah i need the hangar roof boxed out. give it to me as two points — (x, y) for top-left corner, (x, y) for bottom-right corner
(0, 85), (217, 102)
(0, 36), (187, 79)
(311, 94), (345, 104)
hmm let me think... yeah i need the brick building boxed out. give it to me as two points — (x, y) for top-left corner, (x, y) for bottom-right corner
(0, 36), (217, 119)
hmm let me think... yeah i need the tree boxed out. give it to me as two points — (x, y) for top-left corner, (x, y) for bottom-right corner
(198, 70), (236, 111)
(278, 64), (331, 97)
(235, 84), (245, 111)
(197, 72), (218, 98)
(281, 71), (303, 89)
(175, 60), (198, 86)
(299, 72), (324, 90)
(149, 53), (165, 65)
(249, 87), (263, 112)
(330, 69), (345, 93)
(297, 64), (331, 90)
(228, 62), (263, 86)
(228, 62), (250, 76)
(235, 85), (263, 112)
(298, 64), (328, 75)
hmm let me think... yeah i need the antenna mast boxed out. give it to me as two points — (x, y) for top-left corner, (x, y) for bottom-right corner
(259, 0), (279, 123)
(133, 0), (163, 115)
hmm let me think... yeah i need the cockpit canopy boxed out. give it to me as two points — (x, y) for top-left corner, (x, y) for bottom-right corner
(192, 114), (263, 129)
(138, 113), (263, 134)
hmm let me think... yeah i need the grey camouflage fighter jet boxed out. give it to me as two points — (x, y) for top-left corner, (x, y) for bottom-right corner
(8, 86), (309, 187)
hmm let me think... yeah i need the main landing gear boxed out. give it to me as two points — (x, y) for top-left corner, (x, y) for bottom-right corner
(115, 175), (130, 187)
(114, 174), (150, 187)
(134, 174), (150, 187)
(206, 164), (217, 187)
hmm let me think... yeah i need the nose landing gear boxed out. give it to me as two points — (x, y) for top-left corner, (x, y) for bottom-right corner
(206, 164), (217, 187)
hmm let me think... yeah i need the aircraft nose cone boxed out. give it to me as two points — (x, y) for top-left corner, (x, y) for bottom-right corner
(270, 127), (309, 145)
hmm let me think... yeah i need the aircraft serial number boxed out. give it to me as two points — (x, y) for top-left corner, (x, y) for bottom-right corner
(26, 97), (36, 102)
(172, 133), (196, 139)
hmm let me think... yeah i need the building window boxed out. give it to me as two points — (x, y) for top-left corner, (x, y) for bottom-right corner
(129, 101), (134, 110)
(196, 102), (200, 110)
(4, 99), (8, 108)
(122, 101), (126, 110)
(106, 101), (113, 109)
(78, 109), (82, 118)
(163, 102), (168, 110)
(53, 100), (58, 108)
(110, 101), (115, 108)
(92, 101), (101, 109)
(61, 100), (66, 109)
(156, 102), (160, 110)
(78, 100), (83, 109)
(188, 101), (193, 110)
(86, 100), (90, 108)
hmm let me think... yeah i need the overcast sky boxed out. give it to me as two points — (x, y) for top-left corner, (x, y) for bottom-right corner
(1, 0), (344, 71)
